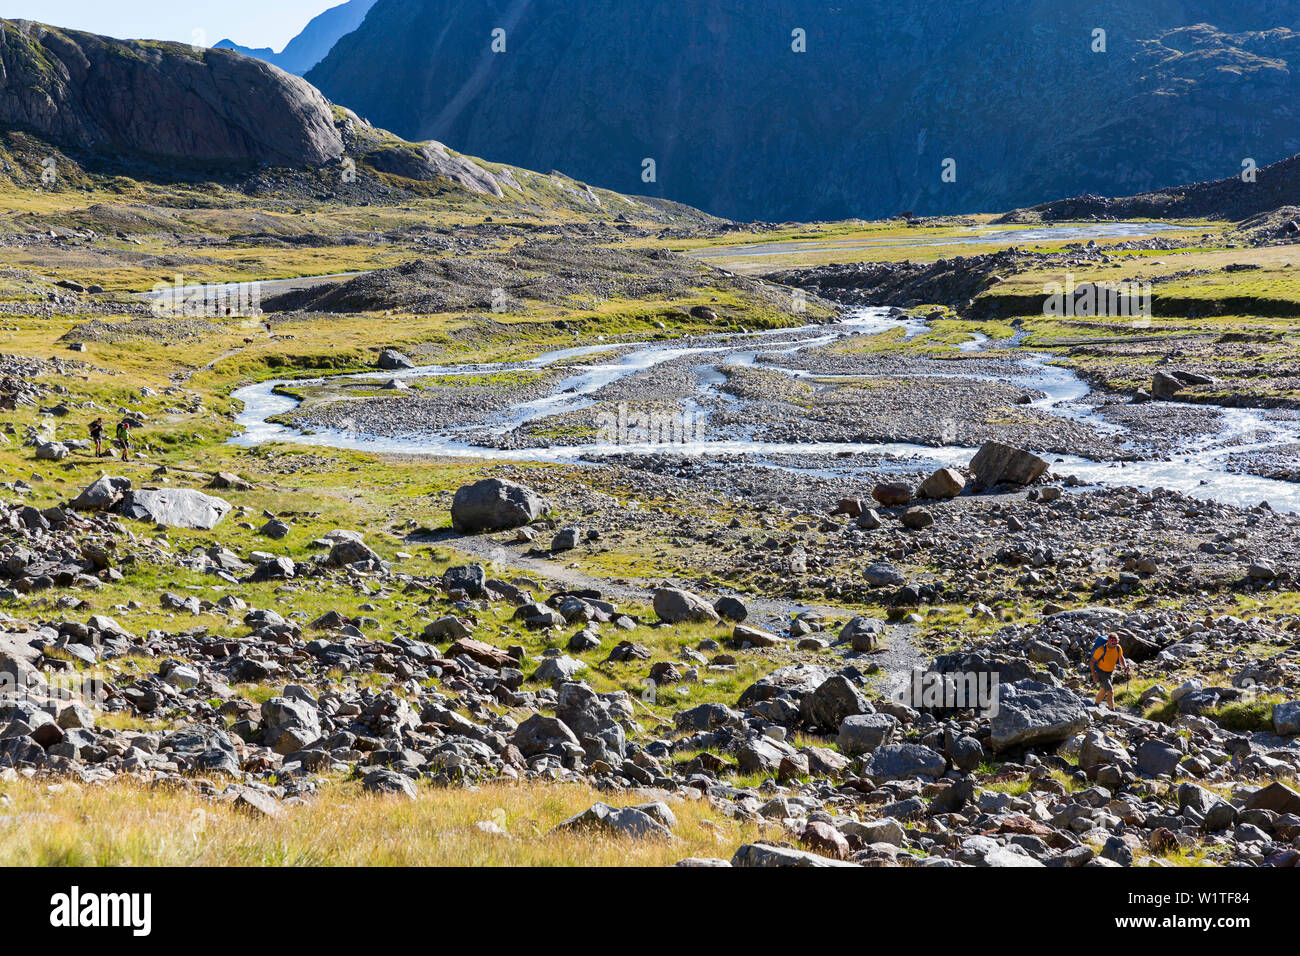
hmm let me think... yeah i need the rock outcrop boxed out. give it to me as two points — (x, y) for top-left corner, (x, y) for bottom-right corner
(0, 19), (345, 166)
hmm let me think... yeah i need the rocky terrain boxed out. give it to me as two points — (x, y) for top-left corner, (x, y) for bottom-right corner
(1005, 152), (1300, 224)
(263, 241), (819, 317)
(0, 14), (1298, 873)
(3, 459), (1299, 868)
(5, 261), (1300, 870)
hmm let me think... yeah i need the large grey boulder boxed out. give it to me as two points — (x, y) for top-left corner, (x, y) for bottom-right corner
(509, 713), (578, 757)
(1244, 782), (1300, 816)
(450, 478), (551, 532)
(839, 615), (884, 652)
(737, 663), (835, 707)
(653, 587), (720, 624)
(532, 655), (586, 683)
(675, 702), (741, 732)
(422, 615), (472, 642)
(862, 563), (905, 588)
(555, 681), (626, 758)
(799, 675), (869, 730)
(119, 488), (232, 529)
(552, 802), (672, 840)
(34, 441), (69, 461)
(837, 713), (898, 756)
(70, 475), (131, 511)
(736, 735), (796, 774)
(377, 348), (414, 370)
(362, 768), (418, 800)
(1274, 700), (1300, 736)
(1078, 730), (1132, 772)
(968, 441), (1048, 486)
(442, 563), (487, 597)
(863, 743), (946, 782)
(990, 680), (1089, 751)
(550, 526), (580, 552)
(1135, 739), (1184, 777)
(916, 467), (965, 499)
(844, 817), (907, 846)
(164, 725), (240, 776)
(731, 843), (857, 867)
(959, 835), (1045, 868)
(0, 632), (44, 698)
(260, 697), (322, 754)
(1151, 370), (1183, 400)
(326, 538), (383, 568)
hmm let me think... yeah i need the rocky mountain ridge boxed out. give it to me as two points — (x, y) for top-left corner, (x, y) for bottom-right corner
(215, 0), (377, 76)
(0, 19), (711, 222)
(0, 20), (345, 168)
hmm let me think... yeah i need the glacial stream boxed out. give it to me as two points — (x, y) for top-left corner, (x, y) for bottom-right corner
(231, 307), (1300, 514)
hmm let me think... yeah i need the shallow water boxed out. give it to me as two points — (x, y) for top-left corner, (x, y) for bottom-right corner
(691, 221), (1190, 260)
(231, 302), (1300, 513)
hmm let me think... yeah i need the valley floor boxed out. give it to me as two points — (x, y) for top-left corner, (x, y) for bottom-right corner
(2, 185), (1299, 867)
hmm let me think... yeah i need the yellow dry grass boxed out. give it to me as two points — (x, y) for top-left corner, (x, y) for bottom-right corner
(0, 777), (765, 866)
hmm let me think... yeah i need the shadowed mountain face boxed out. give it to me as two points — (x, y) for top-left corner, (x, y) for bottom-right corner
(1009, 151), (1300, 222)
(0, 20), (345, 166)
(307, 0), (1300, 221)
(215, 0), (377, 76)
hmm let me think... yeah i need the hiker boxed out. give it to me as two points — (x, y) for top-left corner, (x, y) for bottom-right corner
(1090, 633), (1130, 710)
(88, 417), (105, 456)
(115, 417), (134, 461)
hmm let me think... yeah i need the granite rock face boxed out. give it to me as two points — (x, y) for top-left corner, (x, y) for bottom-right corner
(119, 489), (233, 530)
(0, 19), (346, 166)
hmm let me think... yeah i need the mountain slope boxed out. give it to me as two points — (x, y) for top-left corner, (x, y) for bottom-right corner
(307, 0), (1300, 221)
(0, 19), (344, 166)
(1003, 150), (1300, 222)
(0, 18), (717, 226)
(215, 0), (377, 76)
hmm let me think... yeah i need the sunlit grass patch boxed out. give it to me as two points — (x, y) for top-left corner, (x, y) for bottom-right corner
(0, 777), (761, 866)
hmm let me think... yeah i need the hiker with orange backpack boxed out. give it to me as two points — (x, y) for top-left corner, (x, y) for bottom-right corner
(1090, 633), (1130, 710)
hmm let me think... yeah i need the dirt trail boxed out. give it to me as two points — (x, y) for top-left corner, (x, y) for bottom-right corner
(429, 529), (925, 690)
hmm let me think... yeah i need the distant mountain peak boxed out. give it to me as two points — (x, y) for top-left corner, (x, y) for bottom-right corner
(217, 0), (377, 76)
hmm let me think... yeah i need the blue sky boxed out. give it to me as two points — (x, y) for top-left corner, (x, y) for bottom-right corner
(4, 1), (341, 50)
